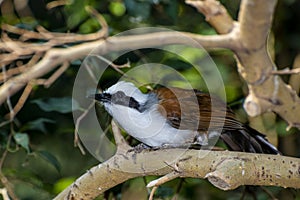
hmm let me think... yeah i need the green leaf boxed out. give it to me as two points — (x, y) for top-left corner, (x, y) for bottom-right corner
(64, 1), (89, 29)
(32, 97), (80, 113)
(53, 177), (75, 194)
(79, 18), (100, 34)
(109, 2), (126, 17)
(37, 151), (61, 174)
(23, 118), (55, 133)
(14, 133), (30, 153)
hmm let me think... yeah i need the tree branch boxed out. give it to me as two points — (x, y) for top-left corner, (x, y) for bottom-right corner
(0, 31), (235, 105)
(289, 54), (300, 94)
(54, 149), (300, 200)
(188, 0), (300, 129)
(1, 1), (299, 131)
(186, 0), (235, 34)
(2, 1), (300, 199)
(236, 0), (300, 129)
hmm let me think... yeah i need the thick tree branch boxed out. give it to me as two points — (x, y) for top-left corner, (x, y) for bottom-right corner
(186, 0), (234, 34)
(1, 1), (299, 130)
(3, 0), (298, 131)
(0, 32), (235, 105)
(235, 0), (300, 129)
(188, 0), (300, 129)
(54, 149), (300, 200)
(2, 1), (300, 199)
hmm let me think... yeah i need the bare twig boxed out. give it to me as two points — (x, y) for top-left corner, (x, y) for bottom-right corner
(0, 149), (19, 200)
(0, 8), (108, 70)
(0, 149), (8, 170)
(0, 188), (10, 200)
(111, 120), (131, 152)
(0, 173), (18, 200)
(1, 23), (106, 43)
(74, 102), (96, 155)
(4, 82), (32, 120)
(289, 54), (300, 94)
(36, 61), (70, 88)
(148, 186), (158, 200)
(271, 67), (300, 75)
(46, 0), (70, 9)
(91, 55), (126, 75)
(172, 179), (184, 200)
(0, 30), (238, 107)
(0, 65), (26, 83)
(2, 65), (15, 122)
(147, 171), (180, 188)
(3, 62), (69, 121)
(85, 6), (109, 38)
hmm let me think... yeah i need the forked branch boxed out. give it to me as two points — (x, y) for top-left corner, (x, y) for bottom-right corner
(54, 149), (300, 200)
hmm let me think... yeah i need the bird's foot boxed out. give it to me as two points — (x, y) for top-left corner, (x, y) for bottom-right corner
(128, 143), (153, 153)
(157, 143), (203, 150)
(128, 143), (224, 153)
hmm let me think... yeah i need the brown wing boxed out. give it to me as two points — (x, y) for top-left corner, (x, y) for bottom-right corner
(154, 87), (243, 132)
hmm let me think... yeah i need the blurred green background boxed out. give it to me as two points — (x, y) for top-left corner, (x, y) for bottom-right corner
(0, 0), (299, 199)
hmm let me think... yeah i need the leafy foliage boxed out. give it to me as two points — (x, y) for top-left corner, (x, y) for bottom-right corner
(32, 97), (81, 113)
(21, 118), (55, 133)
(13, 133), (30, 153)
(37, 150), (61, 174)
(0, 0), (299, 199)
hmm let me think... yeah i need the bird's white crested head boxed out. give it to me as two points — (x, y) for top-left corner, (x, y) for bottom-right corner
(105, 81), (148, 104)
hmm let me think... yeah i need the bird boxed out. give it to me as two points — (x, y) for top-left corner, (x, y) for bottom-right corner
(91, 81), (280, 154)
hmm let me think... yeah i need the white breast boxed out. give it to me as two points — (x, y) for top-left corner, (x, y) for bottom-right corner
(105, 103), (198, 147)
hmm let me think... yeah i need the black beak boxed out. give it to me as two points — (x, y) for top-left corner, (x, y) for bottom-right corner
(88, 93), (111, 103)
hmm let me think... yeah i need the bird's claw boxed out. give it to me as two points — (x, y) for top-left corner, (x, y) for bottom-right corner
(128, 143), (153, 153)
